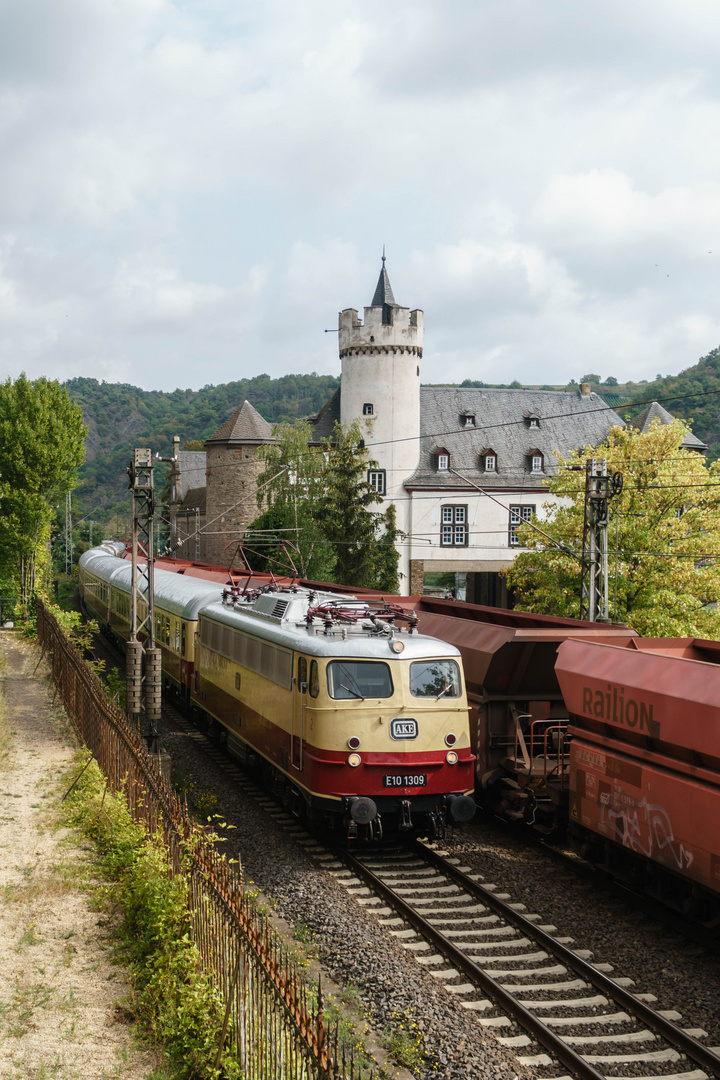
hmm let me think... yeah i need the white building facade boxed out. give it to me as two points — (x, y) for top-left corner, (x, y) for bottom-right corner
(330, 261), (626, 599)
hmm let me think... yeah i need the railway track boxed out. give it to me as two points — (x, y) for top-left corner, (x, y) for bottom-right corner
(156, 699), (720, 1080)
(322, 843), (720, 1080)
(81, 624), (720, 1080)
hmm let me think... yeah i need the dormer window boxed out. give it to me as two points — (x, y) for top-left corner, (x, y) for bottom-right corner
(461, 414), (475, 428)
(525, 413), (540, 429)
(531, 452), (544, 473)
(484, 452), (496, 472)
(437, 451), (450, 471)
(363, 403), (374, 416)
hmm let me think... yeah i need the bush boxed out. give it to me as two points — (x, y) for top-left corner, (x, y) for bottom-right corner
(62, 755), (233, 1079)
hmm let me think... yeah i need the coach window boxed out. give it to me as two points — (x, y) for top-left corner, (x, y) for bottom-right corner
(181, 623), (186, 657)
(298, 656), (308, 691)
(309, 660), (319, 698)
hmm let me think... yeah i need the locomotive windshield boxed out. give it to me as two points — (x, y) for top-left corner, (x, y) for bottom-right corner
(410, 660), (461, 698)
(327, 660), (393, 700)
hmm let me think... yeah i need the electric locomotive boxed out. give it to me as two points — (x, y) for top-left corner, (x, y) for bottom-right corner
(78, 544), (476, 839)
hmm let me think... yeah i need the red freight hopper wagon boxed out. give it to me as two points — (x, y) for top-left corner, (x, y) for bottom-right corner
(556, 638), (720, 921)
(391, 599), (637, 830)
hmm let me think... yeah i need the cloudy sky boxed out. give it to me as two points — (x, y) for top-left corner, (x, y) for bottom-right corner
(2, 0), (719, 392)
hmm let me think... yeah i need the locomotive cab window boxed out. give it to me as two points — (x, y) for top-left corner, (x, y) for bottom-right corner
(410, 660), (461, 698)
(327, 660), (393, 700)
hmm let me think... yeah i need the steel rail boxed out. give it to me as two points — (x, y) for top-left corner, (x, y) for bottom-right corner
(411, 840), (720, 1079)
(332, 846), (608, 1080)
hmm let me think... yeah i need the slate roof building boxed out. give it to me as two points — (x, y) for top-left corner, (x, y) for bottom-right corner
(328, 261), (626, 601)
(168, 440), (208, 560)
(627, 400), (708, 452)
(169, 259), (700, 603)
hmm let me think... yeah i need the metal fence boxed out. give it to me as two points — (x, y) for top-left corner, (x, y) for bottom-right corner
(36, 598), (368, 1080)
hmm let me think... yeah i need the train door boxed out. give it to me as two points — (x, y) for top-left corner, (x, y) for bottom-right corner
(291, 655), (308, 770)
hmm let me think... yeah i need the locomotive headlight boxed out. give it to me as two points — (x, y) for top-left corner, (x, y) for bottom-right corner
(390, 639), (405, 654)
(444, 733), (457, 747)
(347, 737), (361, 750)
(445, 750), (459, 765)
(347, 753), (362, 767)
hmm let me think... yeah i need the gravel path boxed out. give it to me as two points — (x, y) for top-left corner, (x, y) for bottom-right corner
(0, 635), (155, 1080)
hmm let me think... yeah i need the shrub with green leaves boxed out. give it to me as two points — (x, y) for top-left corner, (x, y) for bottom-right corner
(62, 754), (233, 1080)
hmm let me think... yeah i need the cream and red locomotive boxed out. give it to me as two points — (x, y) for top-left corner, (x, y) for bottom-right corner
(79, 544), (476, 838)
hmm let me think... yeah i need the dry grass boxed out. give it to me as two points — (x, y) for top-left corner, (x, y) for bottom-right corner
(0, 654), (12, 772)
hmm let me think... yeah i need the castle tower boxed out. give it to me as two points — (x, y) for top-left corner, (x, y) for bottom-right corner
(339, 258), (423, 588)
(203, 400), (275, 566)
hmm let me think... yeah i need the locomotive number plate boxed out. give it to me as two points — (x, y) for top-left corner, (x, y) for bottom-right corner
(382, 774), (427, 787)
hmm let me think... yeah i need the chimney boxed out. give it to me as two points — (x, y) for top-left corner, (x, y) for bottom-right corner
(580, 382), (592, 397)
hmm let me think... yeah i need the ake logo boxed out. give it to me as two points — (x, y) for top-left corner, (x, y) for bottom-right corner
(390, 718), (418, 740)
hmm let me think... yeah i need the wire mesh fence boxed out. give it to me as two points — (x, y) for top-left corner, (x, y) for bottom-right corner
(36, 598), (369, 1080)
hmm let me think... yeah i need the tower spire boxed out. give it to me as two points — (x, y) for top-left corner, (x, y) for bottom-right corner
(371, 251), (396, 308)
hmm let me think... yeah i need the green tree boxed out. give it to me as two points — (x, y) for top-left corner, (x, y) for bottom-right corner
(251, 421), (333, 580)
(373, 502), (402, 594)
(0, 375), (86, 610)
(313, 423), (387, 588)
(250, 420), (401, 590)
(504, 418), (720, 636)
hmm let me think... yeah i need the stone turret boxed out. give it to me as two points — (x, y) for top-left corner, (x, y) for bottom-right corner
(202, 400), (275, 566)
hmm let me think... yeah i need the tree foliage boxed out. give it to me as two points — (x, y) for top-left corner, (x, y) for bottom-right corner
(249, 421), (401, 591)
(626, 345), (720, 461)
(0, 375), (86, 608)
(505, 419), (720, 636)
(64, 373), (341, 526)
(249, 421), (334, 580)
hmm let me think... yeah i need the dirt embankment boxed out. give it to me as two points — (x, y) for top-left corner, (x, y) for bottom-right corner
(0, 635), (155, 1080)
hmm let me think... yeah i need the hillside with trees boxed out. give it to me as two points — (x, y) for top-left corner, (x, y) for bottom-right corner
(64, 373), (341, 522)
(622, 346), (720, 460)
(63, 344), (720, 531)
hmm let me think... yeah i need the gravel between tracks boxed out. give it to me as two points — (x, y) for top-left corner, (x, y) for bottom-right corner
(159, 714), (528, 1080)
(158, 704), (720, 1080)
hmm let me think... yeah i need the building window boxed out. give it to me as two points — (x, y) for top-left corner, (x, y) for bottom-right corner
(440, 505), (468, 546)
(461, 414), (475, 428)
(484, 453), (496, 472)
(363, 403), (374, 415)
(367, 469), (386, 495)
(509, 505), (536, 546)
(531, 453), (544, 473)
(437, 452), (450, 471)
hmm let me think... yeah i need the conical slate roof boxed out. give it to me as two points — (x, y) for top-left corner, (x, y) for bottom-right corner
(629, 400), (707, 451)
(205, 400), (275, 445)
(371, 259), (396, 307)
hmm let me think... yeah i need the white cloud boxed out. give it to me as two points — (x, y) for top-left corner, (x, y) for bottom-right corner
(0, 0), (719, 392)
